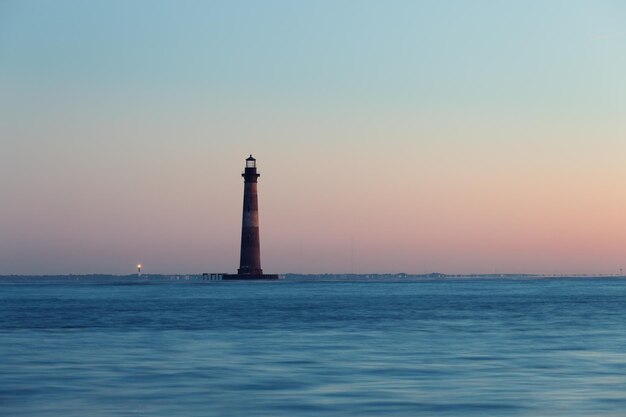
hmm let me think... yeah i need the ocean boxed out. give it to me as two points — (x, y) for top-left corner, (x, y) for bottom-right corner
(1, 277), (626, 416)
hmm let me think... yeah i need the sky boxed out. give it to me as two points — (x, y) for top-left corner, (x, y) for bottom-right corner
(1, 0), (625, 275)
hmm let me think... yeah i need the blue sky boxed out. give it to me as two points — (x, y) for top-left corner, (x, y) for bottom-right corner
(1, 1), (625, 274)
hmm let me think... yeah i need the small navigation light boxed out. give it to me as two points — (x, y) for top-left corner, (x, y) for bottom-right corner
(137, 264), (142, 275)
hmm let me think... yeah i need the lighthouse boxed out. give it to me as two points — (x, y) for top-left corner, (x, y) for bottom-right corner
(238, 155), (262, 275)
(224, 155), (278, 280)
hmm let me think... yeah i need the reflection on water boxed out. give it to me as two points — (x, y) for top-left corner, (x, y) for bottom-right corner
(2, 278), (626, 416)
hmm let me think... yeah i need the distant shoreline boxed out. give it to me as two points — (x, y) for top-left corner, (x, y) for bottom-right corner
(1, 273), (625, 281)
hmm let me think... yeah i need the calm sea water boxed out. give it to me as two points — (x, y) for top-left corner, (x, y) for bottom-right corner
(2, 277), (626, 416)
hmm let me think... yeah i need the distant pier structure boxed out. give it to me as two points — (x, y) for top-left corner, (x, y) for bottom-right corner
(223, 155), (278, 280)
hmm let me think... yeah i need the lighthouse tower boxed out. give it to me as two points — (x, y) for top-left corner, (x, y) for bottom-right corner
(238, 155), (263, 275)
(224, 155), (278, 280)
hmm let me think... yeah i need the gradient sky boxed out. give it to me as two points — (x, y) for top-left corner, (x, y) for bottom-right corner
(1, 0), (625, 275)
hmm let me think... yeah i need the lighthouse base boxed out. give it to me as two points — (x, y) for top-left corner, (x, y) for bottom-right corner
(222, 273), (279, 281)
